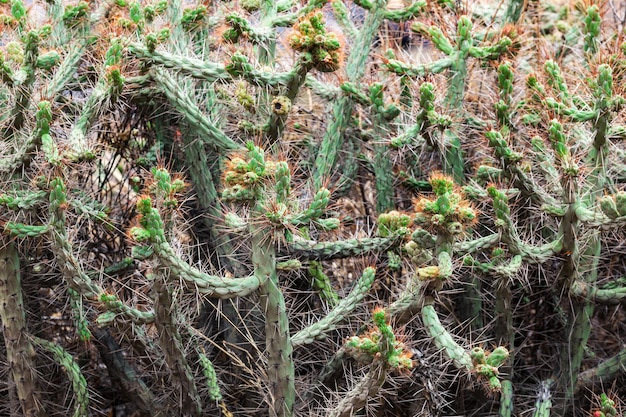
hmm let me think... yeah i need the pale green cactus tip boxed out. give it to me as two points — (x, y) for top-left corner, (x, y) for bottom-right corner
(598, 194), (620, 219)
(222, 143), (275, 201)
(128, 196), (164, 241)
(235, 82), (255, 110)
(470, 346), (509, 393)
(583, 5), (601, 54)
(377, 210), (412, 237)
(181, 5), (207, 31)
(288, 11), (343, 72)
(63, 1), (89, 27)
(346, 308), (413, 370)
(147, 167), (186, 206)
(591, 393), (618, 417)
(413, 173), (476, 235)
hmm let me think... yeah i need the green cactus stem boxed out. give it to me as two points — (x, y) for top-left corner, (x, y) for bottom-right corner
(332, 309), (412, 417)
(485, 131), (559, 206)
(308, 261), (340, 306)
(68, 287), (91, 341)
(532, 379), (553, 417)
(281, 236), (398, 260)
(265, 12), (342, 144)
(198, 351), (223, 401)
(422, 299), (473, 370)
(252, 219), (295, 417)
(292, 267), (376, 346)
(313, 0), (389, 190)
(131, 197), (265, 298)
(0, 242), (44, 417)
(48, 178), (154, 323)
(66, 56), (123, 159)
(153, 274), (202, 416)
(3, 30), (38, 137)
(152, 67), (239, 152)
(499, 379), (514, 417)
(330, 0), (357, 38)
(503, 0), (526, 23)
(576, 348), (626, 392)
(328, 360), (387, 417)
(93, 327), (159, 414)
(387, 16), (511, 181)
(556, 65), (616, 408)
(32, 336), (89, 417)
(570, 281), (626, 305)
(582, 5), (600, 56)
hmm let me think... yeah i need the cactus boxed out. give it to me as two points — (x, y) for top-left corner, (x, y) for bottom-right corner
(1, 0), (626, 416)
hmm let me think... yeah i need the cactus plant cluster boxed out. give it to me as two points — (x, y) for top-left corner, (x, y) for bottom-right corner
(1, 0), (626, 416)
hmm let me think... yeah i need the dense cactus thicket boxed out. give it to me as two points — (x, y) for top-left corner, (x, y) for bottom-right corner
(1, 0), (626, 416)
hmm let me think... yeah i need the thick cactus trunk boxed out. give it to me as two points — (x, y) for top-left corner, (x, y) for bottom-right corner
(0, 243), (44, 417)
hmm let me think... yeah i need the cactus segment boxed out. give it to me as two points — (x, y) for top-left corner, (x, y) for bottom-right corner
(292, 267), (376, 346)
(0, 244), (43, 416)
(533, 380), (553, 417)
(577, 348), (626, 392)
(583, 5), (601, 56)
(32, 336), (89, 417)
(152, 68), (239, 151)
(283, 236), (397, 260)
(291, 188), (330, 225)
(4, 222), (49, 237)
(153, 276), (202, 416)
(422, 303), (473, 370)
(308, 260), (340, 306)
(198, 352), (223, 401)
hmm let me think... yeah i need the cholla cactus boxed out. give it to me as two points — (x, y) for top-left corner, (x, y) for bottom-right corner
(1, 0), (626, 416)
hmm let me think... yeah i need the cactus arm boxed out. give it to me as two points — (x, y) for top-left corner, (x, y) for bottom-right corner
(292, 266), (376, 346)
(328, 359), (387, 417)
(282, 236), (398, 260)
(5, 31), (38, 135)
(532, 380), (553, 417)
(384, 56), (455, 76)
(93, 328), (159, 415)
(575, 348), (626, 392)
(153, 274), (202, 416)
(265, 55), (313, 144)
(571, 279), (626, 305)
(251, 220), (295, 417)
(128, 44), (233, 83)
(556, 65), (616, 404)
(66, 71), (118, 158)
(453, 233), (501, 255)
(68, 287), (91, 341)
(422, 300), (473, 370)
(499, 380), (514, 417)
(48, 179), (154, 323)
(494, 257), (519, 417)
(503, 0), (525, 23)
(383, 0), (426, 20)
(0, 243), (44, 417)
(332, 310), (412, 416)
(330, 0), (357, 39)
(32, 336), (89, 417)
(308, 261), (340, 306)
(131, 196), (264, 297)
(486, 131), (560, 206)
(313, 0), (386, 189)
(151, 236), (265, 297)
(152, 67), (239, 151)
